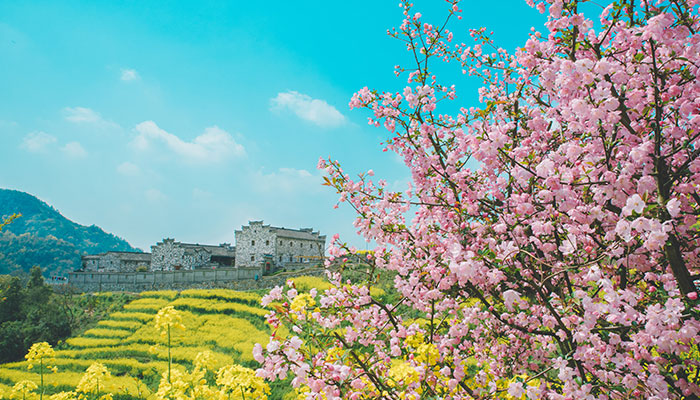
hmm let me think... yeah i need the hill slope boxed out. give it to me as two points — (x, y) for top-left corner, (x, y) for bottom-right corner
(0, 189), (139, 276)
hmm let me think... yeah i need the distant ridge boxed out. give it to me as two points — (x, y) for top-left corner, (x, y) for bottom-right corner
(0, 189), (139, 276)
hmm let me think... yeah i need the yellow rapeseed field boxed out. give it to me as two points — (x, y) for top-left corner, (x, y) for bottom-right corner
(0, 287), (281, 399)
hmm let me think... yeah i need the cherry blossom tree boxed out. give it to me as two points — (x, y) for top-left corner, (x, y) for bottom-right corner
(257, 0), (700, 398)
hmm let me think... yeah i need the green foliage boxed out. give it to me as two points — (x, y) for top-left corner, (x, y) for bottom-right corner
(0, 268), (71, 363)
(0, 189), (139, 276)
(0, 273), (134, 364)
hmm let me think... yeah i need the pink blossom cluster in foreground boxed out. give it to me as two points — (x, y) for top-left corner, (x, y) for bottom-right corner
(256, 0), (700, 398)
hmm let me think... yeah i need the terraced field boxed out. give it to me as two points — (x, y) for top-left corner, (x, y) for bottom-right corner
(0, 287), (287, 399)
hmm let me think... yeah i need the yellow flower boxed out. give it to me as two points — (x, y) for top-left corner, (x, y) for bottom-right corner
(49, 391), (77, 400)
(216, 364), (270, 399)
(194, 350), (215, 371)
(76, 363), (111, 395)
(289, 293), (315, 313)
(388, 361), (420, 387)
(10, 380), (38, 400)
(25, 342), (57, 371)
(405, 332), (424, 349)
(155, 368), (189, 400)
(154, 306), (186, 335)
(415, 343), (440, 366)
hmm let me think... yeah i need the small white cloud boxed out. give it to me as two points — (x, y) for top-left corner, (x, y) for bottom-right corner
(63, 107), (119, 129)
(61, 141), (87, 158)
(116, 161), (140, 176)
(270, 91), (346, 128)
(121, 68), (139, 81)
(132, 121), (246, 163)
(20, 131), (57, 153)
(63, 107), (102, 123)
(145, 188), (167, 203)
(253, 167), (321, 193)
(278, 167), (313, 178)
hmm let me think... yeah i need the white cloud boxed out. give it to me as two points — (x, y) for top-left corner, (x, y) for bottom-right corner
(131, 121), (246, 163)
(145, 188), (167, 203)
(253, 167), (322, 194)
(20, 132), (86, 158)
(270, 91), (346, 128)
(121, 68), (139, 81)
(63, 107), (102, 123)
(20, 131), (57, 152)
(63, 107), (119, 129)
(61, 141), (87, 158)
(116, 161), (140, 176)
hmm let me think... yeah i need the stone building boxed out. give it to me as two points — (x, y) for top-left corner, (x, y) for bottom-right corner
(81, 251), (151, 272)
(150, 239), (236, 271)
(234, 221), (326, 273)
(78, 221), (324, 279)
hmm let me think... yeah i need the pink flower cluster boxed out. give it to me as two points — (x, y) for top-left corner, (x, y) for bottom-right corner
(257, 0), (700, 398)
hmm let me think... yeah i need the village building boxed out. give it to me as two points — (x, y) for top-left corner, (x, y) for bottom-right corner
(150, 239), (235, 271)
(81, 251), (151, 272)
(78, 220), (325, 278)
(234, 221), (326, 274)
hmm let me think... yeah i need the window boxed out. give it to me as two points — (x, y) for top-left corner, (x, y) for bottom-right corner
(310, 243), (312, 248)
(250, 255), (254, 261)
(290, 241), (293, 246)
(251, 240), (255, 246)
(279, 255), (282, 262)
(266, 240), (269, 246)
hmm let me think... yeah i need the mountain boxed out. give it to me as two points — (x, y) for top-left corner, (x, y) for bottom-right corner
(0, 189), (139, 276)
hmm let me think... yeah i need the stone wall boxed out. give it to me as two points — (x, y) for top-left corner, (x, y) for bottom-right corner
(67, 267), (325, 293)
(235, 222), (276, 269)
(151, 239), (210, 271)
(83, 257), (100, 271)
(275, 237), (324, 267)
(82, 254), (149, 272)
(235, 221), (325, 271)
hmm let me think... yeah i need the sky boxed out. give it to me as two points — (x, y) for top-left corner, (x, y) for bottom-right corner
(0, 1), (546, 251)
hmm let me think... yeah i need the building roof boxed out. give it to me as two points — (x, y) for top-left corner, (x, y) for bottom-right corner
(272, 227), (326, 241)
(236, 220), (326, 242)
(180, 243), (236, 257)
(82, 251), (151, 261)
(153, 238), (235, 257)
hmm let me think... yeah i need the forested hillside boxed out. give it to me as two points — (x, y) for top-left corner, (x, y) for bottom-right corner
(0, 189), (139, 276)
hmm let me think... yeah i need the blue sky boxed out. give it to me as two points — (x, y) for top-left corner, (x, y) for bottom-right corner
(0, 1), (545, 251)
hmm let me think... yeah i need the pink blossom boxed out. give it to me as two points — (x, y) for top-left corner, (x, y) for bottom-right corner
(622, 194), (645, 216)
(536, 158), (555, 178)
(257, 2), (700, 398)
(503, 289), (522, 311)
(508, 381), (525, 398)
(559, 234), (577, 255)
(666, 198), (681, 218)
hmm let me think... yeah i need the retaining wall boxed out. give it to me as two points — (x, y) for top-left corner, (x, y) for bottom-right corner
(66, 267), (325, 293)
